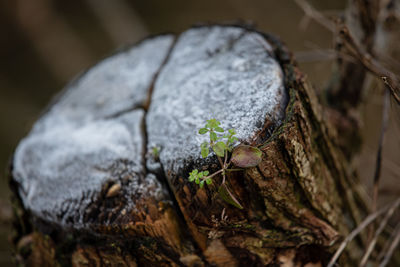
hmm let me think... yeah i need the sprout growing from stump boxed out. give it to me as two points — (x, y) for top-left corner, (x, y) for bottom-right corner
(188, 119), (262, 208)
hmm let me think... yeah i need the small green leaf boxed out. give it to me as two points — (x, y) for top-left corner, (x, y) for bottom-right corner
(214, 127), (224, 132)
(192, 169), (198, 175)
(218, 184), (243, 209)
(206, 119), (220, 128)
(219, 141), (227, 149)
(201, 147), (209, 158)
(213, 141), (226, 157)
(198, 172), (204, 178)
(195, 177), (200, 184)
(228, 129), (236, 135)
(231, 145), (263, 168)
(152, 147), (160, 159)
(200, 142), (209, 158)
(210, 132), (218, 142)
(199, 181), (204, 188)
(203, 170), (209, 176)
(206, 178), (212, 185)
(188, 171), (196, 181)
(198, 128), (208, 134)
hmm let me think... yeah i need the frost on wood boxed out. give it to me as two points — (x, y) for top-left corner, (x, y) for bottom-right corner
(12, 35), (174, 228)
(32, 35), (174, 133)
(146, 26), (287, 174)
(14, 110), (167, 227)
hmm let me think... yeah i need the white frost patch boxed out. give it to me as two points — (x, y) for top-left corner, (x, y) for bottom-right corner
(12, 35), (175, 226)
(13, 110), (145, 225)
(147, 26), (287, 173)
(33, 35), (174, 134)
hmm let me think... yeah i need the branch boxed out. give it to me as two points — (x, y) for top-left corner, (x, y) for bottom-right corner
(293, 0), (335, 32)
(327, 197), (400, 267)
(338, 25), (400, 106)
(366, 86), (391, 245)
(295, 0), (400, 107)
(360, 197), (400, 266)
(379, 222), (400, 267)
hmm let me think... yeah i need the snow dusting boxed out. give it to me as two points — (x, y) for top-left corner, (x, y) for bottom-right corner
(32, 35), (174, 134)
(14, 110), (148, 225)
(12, 36), (174, 227)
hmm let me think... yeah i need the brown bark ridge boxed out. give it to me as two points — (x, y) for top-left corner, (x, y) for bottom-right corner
(10, 25), (366, 266)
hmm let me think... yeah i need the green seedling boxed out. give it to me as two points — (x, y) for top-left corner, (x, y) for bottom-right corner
(188, 119), (262, 208)
(151, 146), (160, 161)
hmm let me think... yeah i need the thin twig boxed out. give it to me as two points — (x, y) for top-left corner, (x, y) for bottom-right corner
(338, 25), (400, 106)
(295, 0), (400, 107)
(377, 222), (399, 261)
(293, 0), (335, 32)
(379, 222), (400, 267)
(367, 86), (391, 244)
(217, 156), (224, 169)
(374, 87), (392, 186)
(382, 77), (400, 105)
(360, 198), (400, 266)
(327, 197), (400, 267)
(224, 150), (228, 168)
(362, 146), (400, 182)
(203, 169), (223, 181)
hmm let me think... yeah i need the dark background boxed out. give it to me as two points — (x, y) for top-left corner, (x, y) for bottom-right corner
(0, 0), (398, 265)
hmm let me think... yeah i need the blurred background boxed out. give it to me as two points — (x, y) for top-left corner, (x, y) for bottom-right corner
(0, 0), (398, 265)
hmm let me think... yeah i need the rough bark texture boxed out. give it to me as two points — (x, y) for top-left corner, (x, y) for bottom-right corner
(10, 25), (367, 266)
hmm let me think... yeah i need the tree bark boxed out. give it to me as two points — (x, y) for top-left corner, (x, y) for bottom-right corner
(10, 25), (368, 266)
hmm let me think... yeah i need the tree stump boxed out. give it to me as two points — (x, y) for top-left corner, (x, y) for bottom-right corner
(10, 25), (366, 266)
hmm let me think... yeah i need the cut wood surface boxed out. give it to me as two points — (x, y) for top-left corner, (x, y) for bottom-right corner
(11, 25), (367, 266)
